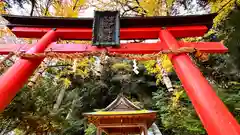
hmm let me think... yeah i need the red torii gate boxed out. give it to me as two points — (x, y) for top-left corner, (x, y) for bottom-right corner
(0, 14), (240, 135)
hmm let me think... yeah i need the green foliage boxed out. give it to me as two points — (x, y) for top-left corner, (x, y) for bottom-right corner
(237, 0), (240, 6)
(223, 10), (240, 70)
(61, 120), (85, 135)
(166, 0), (175, 9)
(199, 9), (240, 84)
(13, 128), (25, 135)
(213, 82), (240, 122)
(152, 87), (205, 135)
(0, 57), (158, 134)
(61, 78), (71, 88)
(0, 78), (65, 133)
(210, 0), (236, 27)
(143, 55), (173, 85)
(111, 62), (132, 71)
(85, 124), (96, 135)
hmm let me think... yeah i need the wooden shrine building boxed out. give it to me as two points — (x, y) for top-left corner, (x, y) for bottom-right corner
(83, 94), (157, 135)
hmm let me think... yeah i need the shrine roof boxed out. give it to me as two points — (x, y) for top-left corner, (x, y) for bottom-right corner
(83, 110), (157, 116)
(103, 93), (141, 111)
(83, 93), (157, 117)
(1, 13), (217, 29)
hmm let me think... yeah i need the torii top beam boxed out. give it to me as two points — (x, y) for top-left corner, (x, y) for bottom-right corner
(1, 14), (217, 40)
(2, 13), (216, 29)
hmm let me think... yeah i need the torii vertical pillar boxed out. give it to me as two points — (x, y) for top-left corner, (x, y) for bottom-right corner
(0, 29), (57, 112)
(159, 29), (240, 135)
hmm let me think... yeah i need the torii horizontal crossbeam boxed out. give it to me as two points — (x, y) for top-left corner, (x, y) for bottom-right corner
(0, 42), (227, 55)
(11, 26), (208, 39)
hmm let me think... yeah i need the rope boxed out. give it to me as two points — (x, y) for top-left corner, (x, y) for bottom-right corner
(12, 47), (197, 61)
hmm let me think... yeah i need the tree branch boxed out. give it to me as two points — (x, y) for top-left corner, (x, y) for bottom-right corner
(73, 0), (80, 10)
(135, 0), (147, 14)
(216, 0), (233, 13)
(47, 64), (72, 68)
(30, 0), (36, 16)
(44, 0), (52, 15)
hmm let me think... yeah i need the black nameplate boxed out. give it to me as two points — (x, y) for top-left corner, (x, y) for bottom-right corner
(92, 11), (120, 46)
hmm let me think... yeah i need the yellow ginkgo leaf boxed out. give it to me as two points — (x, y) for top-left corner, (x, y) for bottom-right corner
(172, 90), (184, 108)
(0, 1), (6, 14)
(51, 0), (86, 17)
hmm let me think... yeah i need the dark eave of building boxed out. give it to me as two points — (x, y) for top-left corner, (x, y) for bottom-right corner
(1, 13), (217, 29)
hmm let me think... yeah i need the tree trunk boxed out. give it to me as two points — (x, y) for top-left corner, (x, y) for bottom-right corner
(65, 99), (77, 120)
(53, 88), (66, 112)
(157, 59), (174, 92)
(161, 68), (174, 92)
(53, 59), (78, 112)
(151, 123), (163, 135)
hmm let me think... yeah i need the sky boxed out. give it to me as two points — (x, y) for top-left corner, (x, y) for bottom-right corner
(79, 6), (94, 17)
